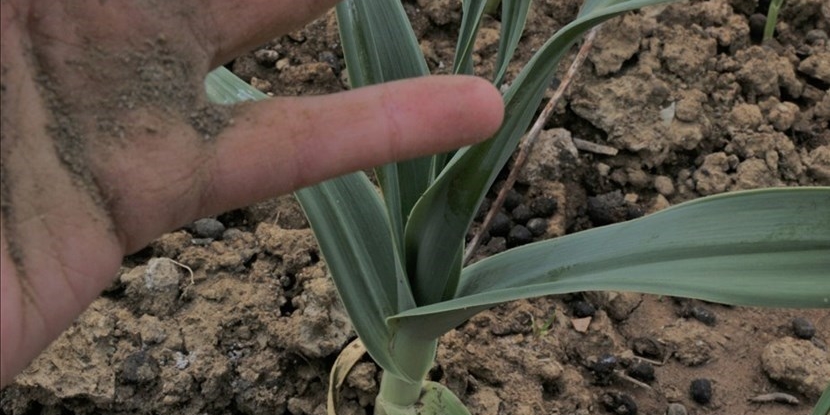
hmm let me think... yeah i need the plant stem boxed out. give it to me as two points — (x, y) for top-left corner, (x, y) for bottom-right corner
(375, 333), (438, 413)
(463, 25), (601, 265)
(377, 373), (424, 411)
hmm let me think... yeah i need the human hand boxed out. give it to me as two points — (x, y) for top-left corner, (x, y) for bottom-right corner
(0, 0), (503, 386)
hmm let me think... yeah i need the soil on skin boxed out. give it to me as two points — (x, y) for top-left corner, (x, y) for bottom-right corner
(2, 0), (829, 414)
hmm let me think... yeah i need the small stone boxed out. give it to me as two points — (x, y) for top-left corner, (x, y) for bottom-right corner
(666, 403), (688, 415)
(249, 77), (272, 93)
(601, 391), (637, 415)
(511, 204), (533, 224)
(503, 189), (523, 211)
(192, 218), (225, 239)
(484, 237), (507, 255)
(792, 317), (816, 340)
(318, 50), (340, 73)
(748, 13), (768, 40)
(653, 175), (675, 196)
(680, 305), (717, 326)
(121, 351), (160, 384)
(591, 354), (618, 381)
(627, 362), (655, 383)
(253, 49), (280, 65)
(489, 212), (512, 237)
(729, 103), (764, 131)
(587, 190), (628, 225)
(571, 300), (596, 318)
(806, 30), (828, 45)
(767, 101), (799, 131)
(799, 52), (830, 84)
(631, 337), (663, 359)
(526, 218), (548, 236)
(276, 58), (291, 71)
(690, 378), (713, 404)
(530, 197), (558, 217)
(572, 317), (591, 333)
(507, 225), (533, 247)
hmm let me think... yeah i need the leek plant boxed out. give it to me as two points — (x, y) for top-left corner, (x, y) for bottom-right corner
(205, 0), (830, 414)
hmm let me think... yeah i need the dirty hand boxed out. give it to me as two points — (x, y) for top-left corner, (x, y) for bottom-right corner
(0, 0), (504, 386)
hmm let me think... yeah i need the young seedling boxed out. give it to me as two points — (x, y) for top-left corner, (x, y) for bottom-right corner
(764, 0), (784, 42)
(205, 1), (830, 413)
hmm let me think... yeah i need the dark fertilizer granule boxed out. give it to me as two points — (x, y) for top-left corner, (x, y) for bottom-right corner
(690, 378), (713, 404)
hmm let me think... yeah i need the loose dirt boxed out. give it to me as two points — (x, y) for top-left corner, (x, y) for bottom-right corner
(2, 0), (828, 414)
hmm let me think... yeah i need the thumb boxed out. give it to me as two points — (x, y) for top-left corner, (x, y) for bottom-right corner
(203, 75), (504, 215)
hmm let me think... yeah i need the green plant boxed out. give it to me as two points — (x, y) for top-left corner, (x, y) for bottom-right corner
(205, 1), (830, 413)
(764, 0), (784, 42)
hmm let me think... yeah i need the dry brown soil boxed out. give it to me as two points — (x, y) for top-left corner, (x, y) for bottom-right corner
(2, 0), (829, 414)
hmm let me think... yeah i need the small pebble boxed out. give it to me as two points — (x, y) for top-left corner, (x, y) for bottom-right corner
(489, 212), (512, 237)
(253, 49), (280, 65)
(503, 189), (523, 210)
(121, 351), (160, 384)
(805, 29), (828, 45)
(748, 13), (769, 40)
(192, 218), (225, 240)
(591, 354), (618, 382)
(485, 237), (507, 255)
(571, 300), (596, 318)
(690, 378), (712, 404)
(526, 218), (548, 236)
(587, 191), (628, 225)
(626, 362), (655, 383)
(631, 337), (663, 359)
(511, 204), (533, 224)
(318, 50), (340, 73)
(601, 391), (638, 415)
(792, 317), (816, 340)
(687, 305), (717, 326)
(507, 225), (533, 247)
(666, 403), (687, 415)
(530, 196), (557, 217)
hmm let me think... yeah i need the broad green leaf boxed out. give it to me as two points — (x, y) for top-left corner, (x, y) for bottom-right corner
(336, 0), (433, 250)
(493, 0), (532, 86)
(405, 0), (679, 308)
(394, 188), (830, 339)
(813, 383), (830, 415)
(453, 0), (488, 75)
(296, 174), (415, 379)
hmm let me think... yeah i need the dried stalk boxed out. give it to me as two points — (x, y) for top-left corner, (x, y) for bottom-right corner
(463, 25), (601, 265)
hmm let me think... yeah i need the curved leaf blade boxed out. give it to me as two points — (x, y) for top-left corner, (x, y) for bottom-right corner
(336, 0), (433, 250)
(296, 174), (414, 378)
(493, 0), (532, 86)
(394, 188), (830, 339)
(405, 0), (679, 307)
(453, 0), (488, 75)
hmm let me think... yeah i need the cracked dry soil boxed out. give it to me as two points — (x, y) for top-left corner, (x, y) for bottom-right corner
(2, 0), (829, 414)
